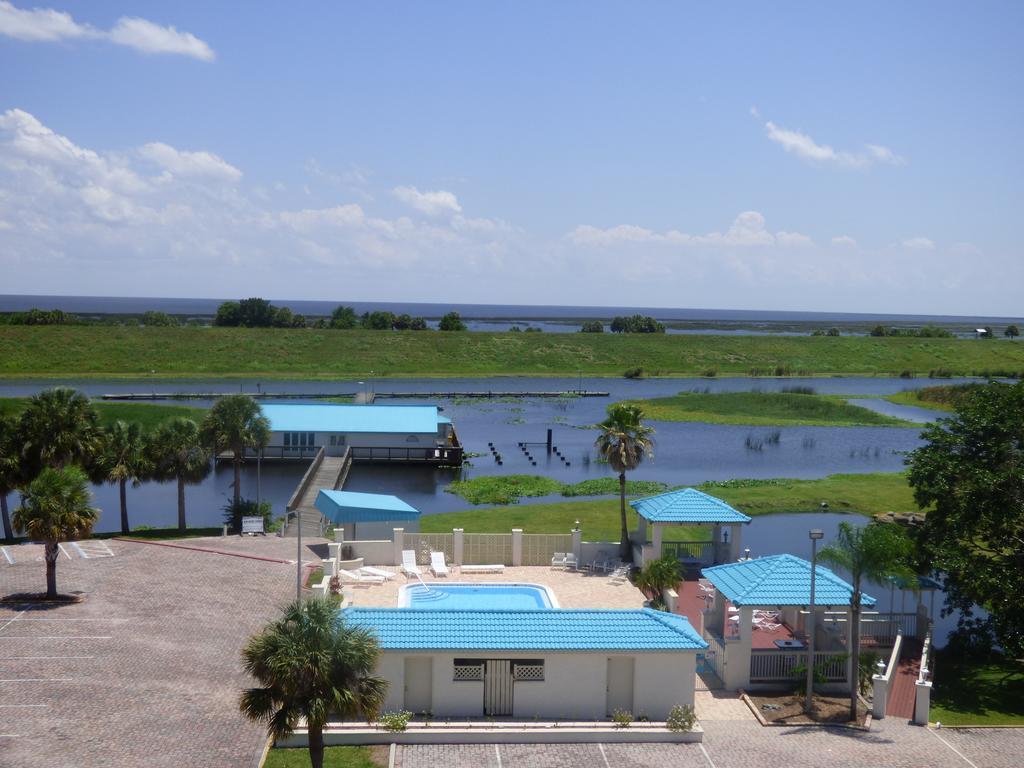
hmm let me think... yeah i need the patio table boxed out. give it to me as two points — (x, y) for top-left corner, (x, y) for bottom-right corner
(774, 639), (805, 650)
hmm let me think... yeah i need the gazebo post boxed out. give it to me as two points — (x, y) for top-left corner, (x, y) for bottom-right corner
(651, 524), (663, 564)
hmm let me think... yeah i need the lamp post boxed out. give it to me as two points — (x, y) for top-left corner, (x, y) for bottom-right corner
(805, 528), (824, 713)
(296, 507), (303, 601)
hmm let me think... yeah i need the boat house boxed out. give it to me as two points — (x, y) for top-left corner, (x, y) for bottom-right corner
(259, 403), (461, 464)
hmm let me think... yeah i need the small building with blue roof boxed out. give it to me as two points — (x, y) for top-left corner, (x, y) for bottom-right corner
(342, 607), (707, 720)
(629, 488), (751, 569)
(315, 489), (421, 540)
(259, 403), (461, 464)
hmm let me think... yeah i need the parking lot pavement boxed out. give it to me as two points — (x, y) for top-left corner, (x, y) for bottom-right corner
(0, 536), (314, 768)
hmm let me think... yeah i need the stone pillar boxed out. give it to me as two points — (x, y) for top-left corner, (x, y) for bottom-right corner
(328, 542), (342, 562)
(571, 527), (582, 561)
(453, 528), (464, 567)
(913, 680), (932, 725)
(321, 557), (337, 577)
(511, 528), (523, 566)
(392, 528), (404, 566)
(872, 668), (888, 719)
(636, 516), (648, 545)
(334, 527), (345, 543)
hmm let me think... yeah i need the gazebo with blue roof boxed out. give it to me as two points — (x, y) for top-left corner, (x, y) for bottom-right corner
(315, 489), (421, 540)
(629, 488), (751, 568)
(698, 554), (876, 692)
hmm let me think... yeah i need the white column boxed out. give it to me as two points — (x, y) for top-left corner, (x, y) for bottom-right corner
(913, 680), (932, 725)
(651, 525), (663, 564)
(511, 528), (523, 566)
(453, 528), (464, 566)
(872, 673), (888, 719)
(636, 516), (648, 544)
(392, 528), (404, 566)
(571, 527), (582, 560)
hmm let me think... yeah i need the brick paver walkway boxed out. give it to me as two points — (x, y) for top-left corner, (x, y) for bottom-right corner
(0, 535), (323, 768)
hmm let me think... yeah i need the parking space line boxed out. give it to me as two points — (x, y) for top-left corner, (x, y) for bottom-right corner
(0, 677), (73, 682)
(0, 611), (25, 633)
(0, 655), (95, 659)
(494, 744), (502, 768)
(929, 727), (980, 768)
(0, 704), (48, 708)
(0, 546), (12, 564)
(598, 742), (612, 768)
(0, 635), (111, 640)
(699, 743), (718, 768)
(0, 734), (21, 738)
(57, 543), (73, 560)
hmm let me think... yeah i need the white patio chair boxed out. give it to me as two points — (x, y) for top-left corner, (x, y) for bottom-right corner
(564, 553), (579, 570)
(430, 551), (450, 577)
(551, 552), (567, 569)
(358, 566), (395, 580)
(401, 550), (423, 578)
(609, 565), (630, 585)
(698, 578), (716, 595)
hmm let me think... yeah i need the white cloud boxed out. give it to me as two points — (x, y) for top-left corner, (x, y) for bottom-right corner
(392, 185), (462, 216)
(568, 211), (813, 250)
(755, 109), (905, 168)
(139, 142), (240, 181)
(107, 17), (214, 61)
(900, 236), (935, 250)
(0, 2), (213, 60)
(831, 235), (857, 247)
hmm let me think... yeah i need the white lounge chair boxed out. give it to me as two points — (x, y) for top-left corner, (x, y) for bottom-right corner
(401, 550), (423, 578)
(358, 566), (395, 580)
(430, 551), (449, 577)
(551, 552), (568, 569)
(564, 553), (578, 570)
(461, 564), (504, 573)
(336, 568), (385, 585)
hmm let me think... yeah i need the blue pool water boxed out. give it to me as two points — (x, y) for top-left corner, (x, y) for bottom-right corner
(400, 583), (554, 610)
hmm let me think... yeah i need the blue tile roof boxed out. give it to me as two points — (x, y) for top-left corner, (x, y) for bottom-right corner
(315, 490), (420, 523)
(702, 554), (876, 607)
(262, 403), (445, 435)
(342, 608), (708, 651)
(630, 488), (752, 524)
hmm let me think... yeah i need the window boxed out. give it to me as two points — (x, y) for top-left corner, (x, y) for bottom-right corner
(284, 433), (290, 447)
(452, 659), (484, 681)
(512, 660), (545, 681)
(329, 436), (336, 446)
(307, 432), (315, 446)
(299, 432), (307, 447)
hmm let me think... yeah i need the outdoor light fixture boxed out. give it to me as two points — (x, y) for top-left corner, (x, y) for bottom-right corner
(805, 528), (825, 713)
(574, 520), (580, 532)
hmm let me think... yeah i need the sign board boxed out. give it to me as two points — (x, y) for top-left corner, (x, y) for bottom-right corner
(241, 516), (265, 535)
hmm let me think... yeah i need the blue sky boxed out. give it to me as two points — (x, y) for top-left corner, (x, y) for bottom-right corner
(1, 1), (1021, 314)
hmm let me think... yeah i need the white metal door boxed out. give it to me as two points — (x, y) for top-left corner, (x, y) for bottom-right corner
(484, 659), (514, 716)
(404, 657), (433, 714)
(606, 657), (635, 716)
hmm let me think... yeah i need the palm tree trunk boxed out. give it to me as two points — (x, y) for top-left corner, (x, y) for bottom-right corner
(618, 472), (630, 561)
(177, 475), (187, 532)
(850, 588), (861, 722)
(233, 453), (242, 508)
(308, 725), (324, 768)
(119, 477), (129, 535)
(44, 540), (59, 598)
(1, 493), (12, 540)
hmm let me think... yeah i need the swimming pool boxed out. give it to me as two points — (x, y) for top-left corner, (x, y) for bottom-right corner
(398, 582), (559, 610)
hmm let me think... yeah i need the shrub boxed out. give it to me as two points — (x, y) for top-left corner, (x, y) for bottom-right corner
(624, 366), (645, 379)
(580, 320), (604, 333)
(611, 709), (633, 728)
(781, 386), (816, 395)
(439, 311), (467, 331)
(222, 498), (273, 534)
(666, 704), (697, 732)
(700, 368), (718, 378)
(380, 710), (412, 732)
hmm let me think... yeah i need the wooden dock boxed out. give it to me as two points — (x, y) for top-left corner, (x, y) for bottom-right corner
(101, 390), (608, 401)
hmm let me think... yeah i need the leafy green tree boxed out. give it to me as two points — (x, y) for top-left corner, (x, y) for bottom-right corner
(201, 395), (270, 508)
(818, 521), (913, 721)
(869, 325), (888, 337)
(580, 320), (604, 333)
(1005, 325), (1019, 340)
(272, 306), (295, 328)
(907, 380), (1024, 655)
(979, 326), (994, 339)
(826, 327), (841, 337)
(214, 301), (241, 326)
(240, 598), (388, 768)
(362, 311), (396, 330)
(141, 311), (179, 327)
(18, 387), (101, 473)
(13, 467), (98, 598)
(238, 298), (276, 328)
(393, 313), (413, 330)
(635, 555), (681, 602)
(148, 418), (211, 531)
(409, 317), (428, 330)
(0, 415), (21, 540)
(595, 404), (655, 561)
(93, 421), (150, 535)
(438, 311), (467, 331)
(609, 315), (665, 333)
(330, 306), (358, 329)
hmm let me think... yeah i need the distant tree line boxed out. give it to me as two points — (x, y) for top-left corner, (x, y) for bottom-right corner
(212, 299), (469, 331)
(579, 320), (604, 333)
(0, 308), (78, 325)
(609, 315), (665, 334)
(869, 325), (955, 338)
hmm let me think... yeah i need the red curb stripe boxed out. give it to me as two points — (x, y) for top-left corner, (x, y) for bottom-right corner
(111, 537), (293, 564)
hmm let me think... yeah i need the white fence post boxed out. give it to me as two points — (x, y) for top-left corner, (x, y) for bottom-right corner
(571, 528), (582, 561)
(453, 528), (464, 567)
(511, 529), (523, 567)
(663, 588), (678, 613)
(321, 557), (337, 577)
(392, 528), (404, 566)
(872, 673), (888, 719)
(913, 680), (932, 725)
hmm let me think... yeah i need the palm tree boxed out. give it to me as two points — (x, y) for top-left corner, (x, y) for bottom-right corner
(818, 521), (914, 722)
(12, 466), (98, 598)
(18, 387), (100, 472)
(595, 403), (655, 561)
(240, 598), (388, 768)
(94, 421), (150, 535)
(201, 395), (270, 509)
(0, 415), (21, 540)
(148, 418), (211, 532)
(635, 555), (682, 605)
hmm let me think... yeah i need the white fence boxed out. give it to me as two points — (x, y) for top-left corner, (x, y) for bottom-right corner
(464, 533), (513, 565)
(404, 533), (455, 565)
(521, 534), (573, 566)
(749, 650), (848, 683)
(704, 633), (727, 681)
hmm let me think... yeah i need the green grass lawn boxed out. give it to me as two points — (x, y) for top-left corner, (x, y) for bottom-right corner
(422, 472), (921, 539)
(2, 325), (1024, 378)
(444, 474), (669, 505)
(621, 391), (914, 427)
(931, 651), (1024, 726)
(0, 396), (205, 431)
(263, 746), (386, 768)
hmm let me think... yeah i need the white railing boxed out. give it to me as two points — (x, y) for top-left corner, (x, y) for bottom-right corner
(919, 627), (933, 683)
(749, 650), (848, 683)
(662, 540), (715, 563)
(820, 610), (917, 646)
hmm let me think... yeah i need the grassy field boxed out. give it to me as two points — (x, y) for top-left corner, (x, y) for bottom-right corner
(264, 746), (386, 768)
(0, 397), (206, 431)
(2, 326), (1024, 378)
(620, 391), (914, 427)
(885, 383), (980, 412)
(931, 652), (1024, 726)
(422, 472), (920, 539)
(444, 474), (669, 505)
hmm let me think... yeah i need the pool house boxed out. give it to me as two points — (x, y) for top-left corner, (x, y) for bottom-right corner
(630, 488), (751, 569)
(258, 403), (462, 464)
(343, 606), (707, 720)
(315, 490), (421, 540)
